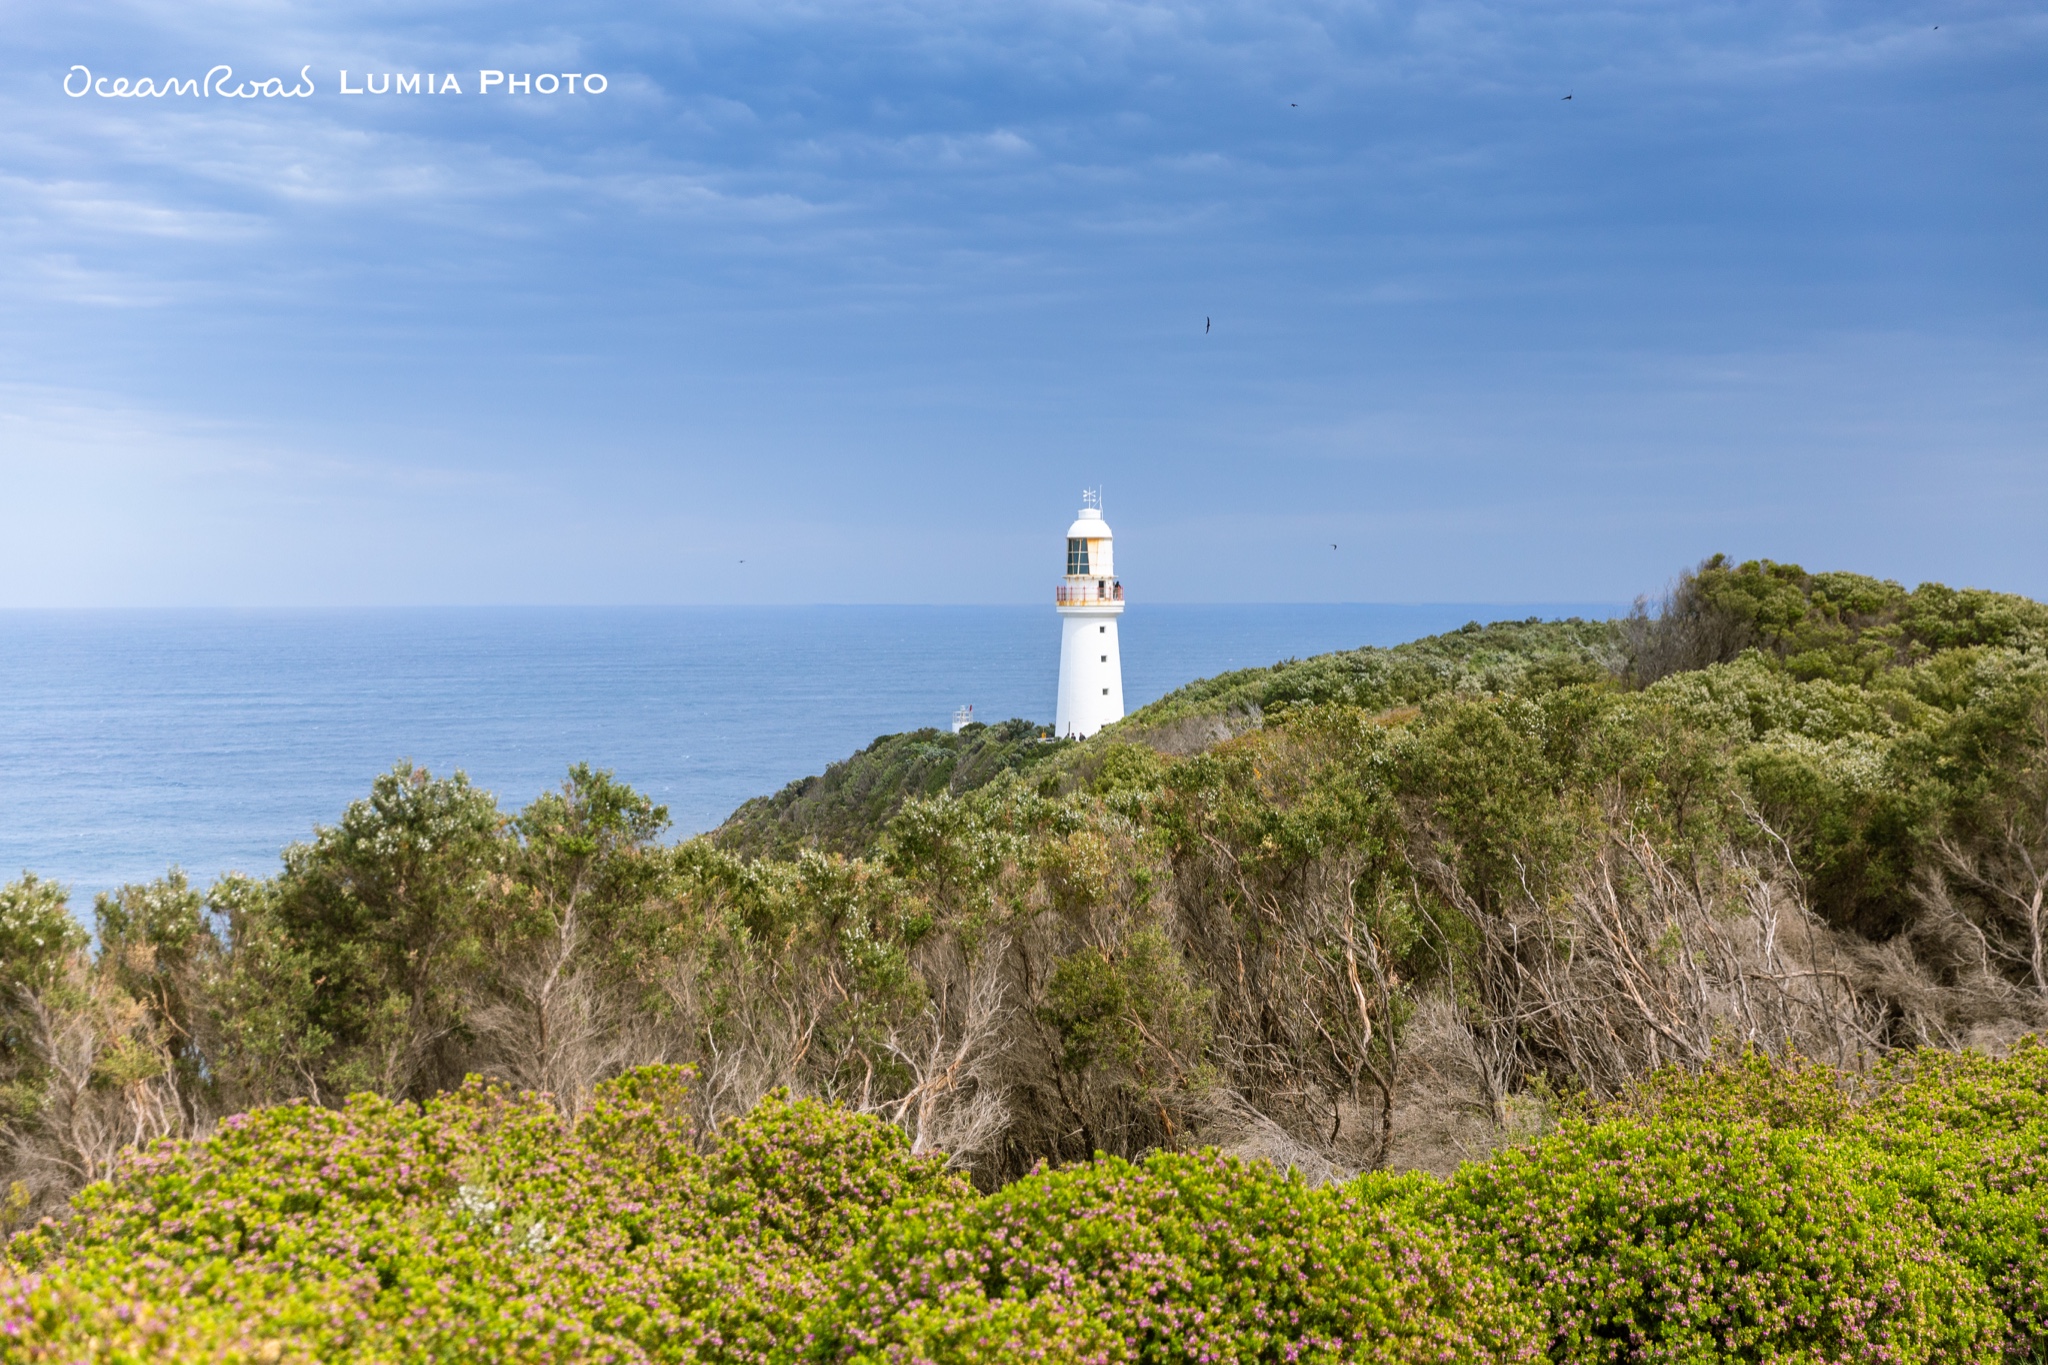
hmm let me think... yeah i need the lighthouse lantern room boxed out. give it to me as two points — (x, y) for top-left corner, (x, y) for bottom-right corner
(1054, 490), (1125, 738)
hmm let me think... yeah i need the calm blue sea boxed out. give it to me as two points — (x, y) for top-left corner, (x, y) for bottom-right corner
(0, 604), (1618, 899)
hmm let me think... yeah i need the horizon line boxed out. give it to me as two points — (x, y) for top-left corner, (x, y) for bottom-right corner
(0, 599), (1635, 614)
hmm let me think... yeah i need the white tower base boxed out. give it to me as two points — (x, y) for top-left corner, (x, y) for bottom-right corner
(1055, 605), (1124, 738)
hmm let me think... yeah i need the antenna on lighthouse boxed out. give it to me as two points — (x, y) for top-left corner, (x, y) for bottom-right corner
(1081, 487), (1101, 510)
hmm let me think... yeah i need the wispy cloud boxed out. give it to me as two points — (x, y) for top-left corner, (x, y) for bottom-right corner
(0, 0), (2042, 604)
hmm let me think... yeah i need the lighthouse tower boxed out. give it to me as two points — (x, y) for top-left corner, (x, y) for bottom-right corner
(1055, 491), (1125, 738)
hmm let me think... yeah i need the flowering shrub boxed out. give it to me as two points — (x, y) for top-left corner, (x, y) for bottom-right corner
(1432, 1113), (2004, 1364)
(1622, 1044), (2048, 1361)
(1, 1080), (612, 1362)
(704, 1090), (970, 1256)
(811, 1149), (1541, 1365)
(0, 1070), (971, 1365)
(1846, 1045), (2048, 1359)
(13, 1055), (2048, 1364)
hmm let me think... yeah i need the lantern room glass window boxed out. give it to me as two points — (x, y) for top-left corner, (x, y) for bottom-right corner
(1066, 538), (1090, 575)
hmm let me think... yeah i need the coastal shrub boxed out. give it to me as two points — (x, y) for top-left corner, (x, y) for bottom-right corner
(1841, 1046), (2048, 1361)
(1611, 1047), (1862, 1133)
(2, 1079), (612, 1362)
(1621, 1045), (2048, 1361)
(0, 873), (88, 1131)
(704, 1089), (971, 1256)
(21, 1055), (2048, 1365)
(3, 1076), (1548, 1365)
(575, 1062), (707, 1200)
(0, 1072), (1032, 1365)
(812, 1149), (1541, 1365)
(1434, 1112), (2004, 1364)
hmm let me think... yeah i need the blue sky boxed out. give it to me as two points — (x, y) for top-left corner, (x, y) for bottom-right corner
(3, 1), (2043, 607)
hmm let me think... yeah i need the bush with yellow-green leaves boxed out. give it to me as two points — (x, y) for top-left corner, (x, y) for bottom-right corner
(16, 1048), (2048, 1364)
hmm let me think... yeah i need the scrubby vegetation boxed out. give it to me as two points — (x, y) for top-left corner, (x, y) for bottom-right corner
(12, 1051), (2048, 1362)
(715, 719), (1065, 861)
(7, 553), (2048, 1360)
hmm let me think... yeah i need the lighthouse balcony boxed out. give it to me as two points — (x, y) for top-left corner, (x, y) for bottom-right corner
(1056, 580), (1124, 606)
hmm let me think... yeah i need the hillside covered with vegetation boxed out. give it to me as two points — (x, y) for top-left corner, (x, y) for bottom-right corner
(8, 553), (2048, 1360)
(714, 718), (1066, 861)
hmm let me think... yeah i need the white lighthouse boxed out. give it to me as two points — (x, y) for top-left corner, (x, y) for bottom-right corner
(1054, 491), (1125, 738)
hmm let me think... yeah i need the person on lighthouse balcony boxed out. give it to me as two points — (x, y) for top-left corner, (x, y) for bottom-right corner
(1054, 491), (1125, 739)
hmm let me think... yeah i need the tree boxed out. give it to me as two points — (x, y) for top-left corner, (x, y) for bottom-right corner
(256, 763), (507, 1100)
(2, 876), (186, 1222)
(469, 766), (670, 1116)
(0, 874), (87, 1130)
(1919, 667), (2048, 1000)
(93, 870), (217, 1124)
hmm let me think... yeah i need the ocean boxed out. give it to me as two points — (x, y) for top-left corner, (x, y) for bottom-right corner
(0, 603), (1618, 899)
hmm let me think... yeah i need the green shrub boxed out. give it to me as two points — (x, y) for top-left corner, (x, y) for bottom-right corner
(17, 1057), (2048, 1365)
(1844, 1045), (2048, 1361)
(1612, 1046), (1862, 1133)
(813, 1149), (1540, 1365)
(1435, 1113), (2003, 1364)
(0, 1074), (1000, 1365)
(705, 1089), (970, 1256)
(1620, 1045), (2048, 1361)
(3, 1079), (613, 1361)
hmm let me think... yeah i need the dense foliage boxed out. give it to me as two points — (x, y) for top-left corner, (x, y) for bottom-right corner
(1431, 1115), (2000, 1362)
(1122, 616), (1625, 733)
(16, 1051), (2048, 1363)
(716, 720), (1065, 861)
(0, 1067), (1538, 1363)
(5, 560), (2048, 1197)
(1617, 1043), (2048, 1361)
(7, 554), (2048, 1354)
(5, 555), (2048, 1358)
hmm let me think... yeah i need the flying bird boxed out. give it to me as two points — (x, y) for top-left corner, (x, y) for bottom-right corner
(1330, 543), (1338, 550)
(1562, 93), (1573, 100)
(1205, 317), (1211, 333)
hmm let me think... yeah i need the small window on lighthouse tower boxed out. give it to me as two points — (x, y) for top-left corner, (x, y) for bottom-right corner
(1066, 539), (1090, 575)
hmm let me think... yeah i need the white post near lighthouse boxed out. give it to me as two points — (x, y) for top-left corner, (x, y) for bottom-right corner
(1055, 490), (1125, 738)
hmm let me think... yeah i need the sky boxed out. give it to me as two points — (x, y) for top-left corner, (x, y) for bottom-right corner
(2, 0), (2043, 608)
